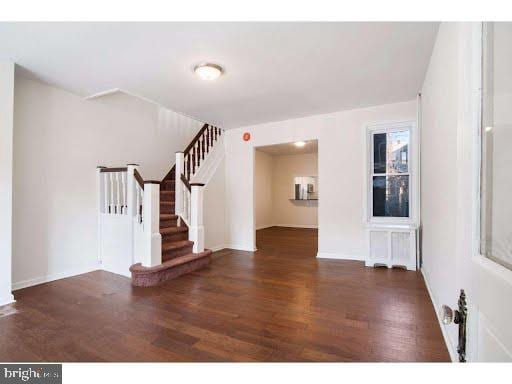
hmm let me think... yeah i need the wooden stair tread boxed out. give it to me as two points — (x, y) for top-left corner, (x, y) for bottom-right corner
(160, 226), (188, 235)
(161, 201), (175, 205)
(160, 213), (178, 220)
(164, 251), (211, 268)
(162, 240), (193, 251)
(130, 250), (212, 273)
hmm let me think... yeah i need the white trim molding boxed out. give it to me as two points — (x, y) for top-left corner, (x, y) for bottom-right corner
(0, 294), (15, 307)
(364, 120), (419, 227)
(421, 267), (457, 362)
(12, 263), (101, 291)
(316, 252), (365, 261)
(273, 224), (318, 229)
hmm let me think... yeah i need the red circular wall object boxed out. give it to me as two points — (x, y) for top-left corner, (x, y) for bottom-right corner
(243, 132), (251, 141)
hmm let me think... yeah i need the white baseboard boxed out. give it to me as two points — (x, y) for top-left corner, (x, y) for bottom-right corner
(273, 224), (318, 229)
(0, 294), (15, 307)
(225, 244), (257, 252)
(12, 263), (101, 291)
(256, 224), (274, 230)
(207, 244), (257, 252)
(316, 252), (364, 261)
(421, 267), (457, 362)
(208, 244), (230, 252)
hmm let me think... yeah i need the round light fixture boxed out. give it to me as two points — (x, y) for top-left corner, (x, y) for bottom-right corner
(294, 141), (306, 148)
(194, 63), (223, 81)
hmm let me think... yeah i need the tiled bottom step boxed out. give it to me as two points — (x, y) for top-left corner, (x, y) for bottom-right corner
(130, 250), (212, 287)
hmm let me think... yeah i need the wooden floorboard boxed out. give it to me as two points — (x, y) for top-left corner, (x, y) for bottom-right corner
(0, 227), (450, 362)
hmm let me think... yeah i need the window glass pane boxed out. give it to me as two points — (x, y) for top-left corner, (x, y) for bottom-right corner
(373, 133), (387, 173)
(373, 175), (409, 217)
(373, 131), (409, 174)
(480, 22), (512, 270)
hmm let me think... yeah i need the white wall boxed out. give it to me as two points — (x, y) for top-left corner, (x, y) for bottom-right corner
(225, 100), (416, 255)
(272, 153), (318, 228)
(203, 156), (228, 251)
(420, 22), (480, 361)
(12, 76), (203, 289)
(254, 150), (274, 229)
(0, 62), (15, 306)
(420, 23), (459, 360)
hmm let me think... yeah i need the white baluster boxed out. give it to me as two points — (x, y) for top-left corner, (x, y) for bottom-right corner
(121, 172), (127, 214)
(103, 172), (108, 213)
(135, 185), (141, 223)
(200, 134), (204, 161)
(196, 141), (200, 168)
(116, 172), (121, 214)
(109, 173), (115, 214)
(140, 187), (144, 225)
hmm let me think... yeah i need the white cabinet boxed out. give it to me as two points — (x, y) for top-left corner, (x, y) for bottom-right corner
(365, 225), (417, 271)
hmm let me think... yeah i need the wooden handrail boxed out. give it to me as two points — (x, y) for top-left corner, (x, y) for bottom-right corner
(100, 167), (127, 173)
(181, 173), (191, 192)
(183, 123), (209, 155)
(134, 169), (144, 190)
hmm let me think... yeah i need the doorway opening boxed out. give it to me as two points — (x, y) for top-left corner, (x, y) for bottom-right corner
(253, 140), (318, 257)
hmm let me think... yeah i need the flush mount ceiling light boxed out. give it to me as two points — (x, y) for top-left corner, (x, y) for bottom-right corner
(294, 141), (306, 148)
(194, 63), (223, 81)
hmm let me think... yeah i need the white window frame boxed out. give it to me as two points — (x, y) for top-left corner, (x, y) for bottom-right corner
(364, 120), (418, 226)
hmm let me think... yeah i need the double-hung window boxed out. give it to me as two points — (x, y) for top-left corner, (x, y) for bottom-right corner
(366, 121), (416, 224)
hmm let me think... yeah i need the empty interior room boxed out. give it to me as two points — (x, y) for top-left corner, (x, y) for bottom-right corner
(1, 20), (512, 368)
(254, 140), (318, 256)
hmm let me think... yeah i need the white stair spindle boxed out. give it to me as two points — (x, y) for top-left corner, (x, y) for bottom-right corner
(103, 172), (108, 213)
(196, 141), (200, 168)
(121, 172), (127, 214)
(135, 187), (140, 223)
(116, 172), (121, 214)
(109, 173), (114, 214)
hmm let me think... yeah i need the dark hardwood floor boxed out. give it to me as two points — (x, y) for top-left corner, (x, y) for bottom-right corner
(0, 227), (449, 362)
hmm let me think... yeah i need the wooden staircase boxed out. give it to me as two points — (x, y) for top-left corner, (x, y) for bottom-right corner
(129, 124), (222, 286)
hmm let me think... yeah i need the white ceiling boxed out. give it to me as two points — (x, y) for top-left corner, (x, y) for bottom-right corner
(0, 22), (438, 129)
(257, 140), (318, 156)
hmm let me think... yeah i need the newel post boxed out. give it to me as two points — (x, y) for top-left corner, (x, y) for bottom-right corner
(126, 164), (139, 264)
(190, 184), (205, 253)
(175, 152), (184, 220)
(141, 181), (162, 267)
(126, 164), (139, 219)
(96, 166), (106, 264)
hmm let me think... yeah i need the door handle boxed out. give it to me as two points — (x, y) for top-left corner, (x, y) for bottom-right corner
(440, 289), (467, 362)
